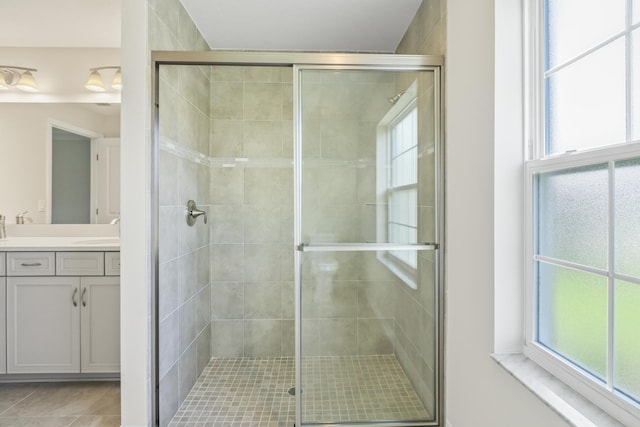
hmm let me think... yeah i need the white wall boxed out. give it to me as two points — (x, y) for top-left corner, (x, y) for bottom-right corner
(0, 103), (119, 224)
(445, 0), (568, 425)
(120, 1), (151, 426)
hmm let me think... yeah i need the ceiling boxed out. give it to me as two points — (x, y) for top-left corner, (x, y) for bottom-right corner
(180, 0), (422, 52)
(0, 0), (420, 52)
(0, 0), (121, 47)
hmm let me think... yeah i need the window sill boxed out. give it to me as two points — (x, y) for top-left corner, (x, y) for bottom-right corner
(492, 353), (625, 427)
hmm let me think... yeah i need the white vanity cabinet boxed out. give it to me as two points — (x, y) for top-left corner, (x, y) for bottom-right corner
(0, 253), (6, 374)
(7, 276), (81, 373)
(4, 250), (120, 375)
(80, 276), (120, 373)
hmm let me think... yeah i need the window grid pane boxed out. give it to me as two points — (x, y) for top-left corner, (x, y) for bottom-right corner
(615, 158), (640, 278)
(614, 280), (640, 403)
(634, 29), (640, 140)
(391, 147), (417, 188)
(387, 106), (418, 271)
(388, 188), (417, 239)
(537, 262), (608, 380)
(545, 39), (626, 155)
(545, 0), (626, 70)
(537, 164), (609, 269)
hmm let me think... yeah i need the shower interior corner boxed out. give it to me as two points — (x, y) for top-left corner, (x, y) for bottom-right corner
(157, 61), (440, 427)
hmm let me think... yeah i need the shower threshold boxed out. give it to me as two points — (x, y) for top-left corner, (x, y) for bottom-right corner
(168, 354), (429, 427)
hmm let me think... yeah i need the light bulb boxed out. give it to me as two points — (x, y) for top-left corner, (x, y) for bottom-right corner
(85, 70), (105, 92)
(15, 71), (38, 92)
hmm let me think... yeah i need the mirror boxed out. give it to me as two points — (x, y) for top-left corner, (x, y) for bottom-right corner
(0, 102), (120, 224)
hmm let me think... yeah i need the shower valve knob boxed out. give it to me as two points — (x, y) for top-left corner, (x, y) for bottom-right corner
(186, 200), (207, 226)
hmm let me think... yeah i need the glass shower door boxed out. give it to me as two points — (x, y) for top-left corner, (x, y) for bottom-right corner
(294, 67), (441, 426)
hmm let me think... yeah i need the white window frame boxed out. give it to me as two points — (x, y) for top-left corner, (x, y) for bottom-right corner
(524, 1), (640, 425)
(376, 81), (419, 289)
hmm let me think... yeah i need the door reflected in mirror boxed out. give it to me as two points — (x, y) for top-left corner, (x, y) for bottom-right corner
(51, 126), (120, 224)
(0, 103), (120, 225)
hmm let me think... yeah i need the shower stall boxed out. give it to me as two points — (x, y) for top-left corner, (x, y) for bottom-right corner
(153, 51), (443, 427)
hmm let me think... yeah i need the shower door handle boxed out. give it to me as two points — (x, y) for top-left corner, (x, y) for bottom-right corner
(186, 200), (207, 226)
(297, 242), (438, 252)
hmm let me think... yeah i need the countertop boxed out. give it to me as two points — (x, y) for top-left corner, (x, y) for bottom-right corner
(0, 237), (120, 252)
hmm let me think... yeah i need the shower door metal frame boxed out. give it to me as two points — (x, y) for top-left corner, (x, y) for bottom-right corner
(151, 50), (445, 427)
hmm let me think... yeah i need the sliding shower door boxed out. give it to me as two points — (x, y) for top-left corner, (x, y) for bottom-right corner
(294, 67), (442, 426)
(153, 51), (443, 427)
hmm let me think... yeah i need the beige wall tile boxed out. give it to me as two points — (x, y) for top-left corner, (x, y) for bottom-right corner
(211, 282), (244, 319)
(244, 121), (283, 158)
(357, 318), (394, 355)
(211, 205), (244, 243)
(244, 83), (283, 121)
(244, 66), (282, 82)
(159, 310), (179, 379)
(210, 119), (244, 157)
(244, 320), (282, 357)
(244, 282), (282, 319)
(159, 259), (179, 321)
(210, 167), (244, 205)
(244, 168), (282, 205)
(210, 66), (244, 82)
(211, 244), (244, 281)
(244, 244), (281, 282)
(244, 205), (282, 243)
(210, 82), (244, 119)
(316, 281), (357, 318)
(178, 298), (196, 354)
(318, 318), (357, 356)
(211, 320), (244, 357)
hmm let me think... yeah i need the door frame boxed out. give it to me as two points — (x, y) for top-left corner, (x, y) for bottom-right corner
(47, 119), (103, 224)
(151, 50), (445, 427)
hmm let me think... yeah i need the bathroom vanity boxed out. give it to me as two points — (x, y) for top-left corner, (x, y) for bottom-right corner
(0, 237), (120, 378)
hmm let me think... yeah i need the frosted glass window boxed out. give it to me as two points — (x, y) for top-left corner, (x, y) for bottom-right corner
(537, 262), (608, 379)
(614, 280), (640, 403)
(537, 164), (608, 268)
(532, 0), (640, 416)
(545, 0), (625, 69)
(545, 39), (626, 155)
(634, 30), (640, 140)
(615, 159), (640, 278)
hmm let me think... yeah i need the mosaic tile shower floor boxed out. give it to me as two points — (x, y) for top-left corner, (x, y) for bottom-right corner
(169, 355), (429, 426)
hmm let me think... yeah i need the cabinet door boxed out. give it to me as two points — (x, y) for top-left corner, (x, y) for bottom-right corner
(0, 278), (5, 374)
(6, 277), (80, 373)
(80, 276), (120, 373)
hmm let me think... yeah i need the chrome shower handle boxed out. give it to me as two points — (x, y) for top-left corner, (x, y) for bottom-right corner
(186, 200), (207, 226)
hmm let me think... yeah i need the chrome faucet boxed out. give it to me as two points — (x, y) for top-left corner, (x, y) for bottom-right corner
(16, 211), (28, 224)
(110, 216), (121, 225)
(0, 215), (6, 239)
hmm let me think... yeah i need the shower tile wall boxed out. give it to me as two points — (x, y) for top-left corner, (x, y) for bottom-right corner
(208, 68), (404, 360)
(209, 66), (295, 358)
(393, 1), (446, 416)
(390, 72), (438, 416)
(150, 1), (211, 426)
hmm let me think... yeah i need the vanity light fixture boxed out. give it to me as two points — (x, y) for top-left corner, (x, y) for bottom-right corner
(0, 66), (39, 92)
(85, 66), (121, 92)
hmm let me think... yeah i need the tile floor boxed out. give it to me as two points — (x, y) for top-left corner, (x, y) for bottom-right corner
(0, 381), (120, 427)
(169, 355), (429, 426)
